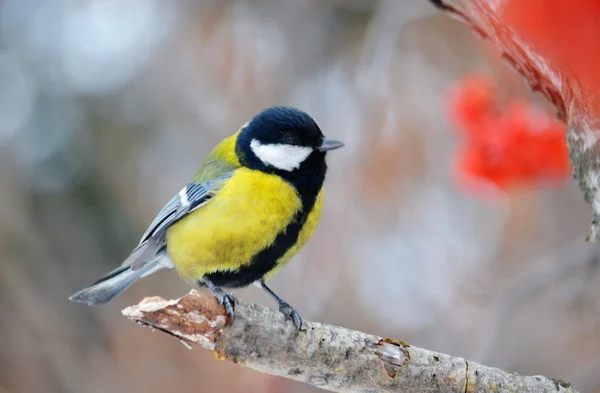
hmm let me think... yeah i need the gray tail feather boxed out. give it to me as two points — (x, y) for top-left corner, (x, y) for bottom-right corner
(69, 260), (164, 306)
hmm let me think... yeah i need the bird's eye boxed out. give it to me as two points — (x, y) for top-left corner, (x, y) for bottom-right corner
(282, 133), (300, 145)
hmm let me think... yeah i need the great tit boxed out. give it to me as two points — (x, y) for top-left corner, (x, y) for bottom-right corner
(69, 106), (343, 331)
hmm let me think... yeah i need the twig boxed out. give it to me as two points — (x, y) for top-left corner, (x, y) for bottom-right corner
(122, 291), (578, 393)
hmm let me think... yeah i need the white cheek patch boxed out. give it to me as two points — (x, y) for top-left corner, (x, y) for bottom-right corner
(250, 139), (312, 171)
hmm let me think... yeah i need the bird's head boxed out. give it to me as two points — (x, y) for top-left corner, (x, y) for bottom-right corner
(236, 106), (344, 173)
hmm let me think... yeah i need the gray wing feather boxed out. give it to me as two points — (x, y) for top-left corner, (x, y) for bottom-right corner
(68, 173), (233, 305)
(139, 174), (232, 244)
(128, 173), (232, 270)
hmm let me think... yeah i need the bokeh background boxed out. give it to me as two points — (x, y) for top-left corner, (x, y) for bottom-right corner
(1, 1), (599, 392)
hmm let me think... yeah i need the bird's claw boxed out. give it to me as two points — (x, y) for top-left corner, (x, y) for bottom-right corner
(278, 301), (303, 333)
(213, 289), (237, 323)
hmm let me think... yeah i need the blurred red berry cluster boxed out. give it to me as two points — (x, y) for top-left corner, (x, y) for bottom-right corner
(446, 74), (571, 197)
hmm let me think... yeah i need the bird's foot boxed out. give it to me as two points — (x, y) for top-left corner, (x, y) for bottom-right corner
(203, 276), (237, 323)
(212, 288), (237, 322)
(278, 301), (303, 333)
(257, 279), (304, 333)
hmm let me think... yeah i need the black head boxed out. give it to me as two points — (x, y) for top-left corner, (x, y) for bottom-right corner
(235, 106), (343, 174)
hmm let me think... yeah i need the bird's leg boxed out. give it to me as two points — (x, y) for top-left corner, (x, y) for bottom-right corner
(258, 279), (303, 332)
(202, 276), (236, 321)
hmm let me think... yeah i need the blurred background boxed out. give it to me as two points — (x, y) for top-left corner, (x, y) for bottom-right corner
(1, 1), (599, 392)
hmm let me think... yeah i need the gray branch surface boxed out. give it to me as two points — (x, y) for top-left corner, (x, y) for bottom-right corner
(122, 291), (578, 393)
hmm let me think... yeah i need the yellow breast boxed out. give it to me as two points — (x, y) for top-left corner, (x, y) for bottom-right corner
(166, 168), (303, 281)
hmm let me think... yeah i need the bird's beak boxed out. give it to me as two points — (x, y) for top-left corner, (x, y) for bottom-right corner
(317, 138), (344, 152)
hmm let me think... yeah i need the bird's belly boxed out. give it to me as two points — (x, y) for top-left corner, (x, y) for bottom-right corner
(203, 189), (324, 288)
(165, 169), (302, 283)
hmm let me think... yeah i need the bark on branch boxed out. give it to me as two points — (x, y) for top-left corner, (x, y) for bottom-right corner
(122, 291), (578, 393)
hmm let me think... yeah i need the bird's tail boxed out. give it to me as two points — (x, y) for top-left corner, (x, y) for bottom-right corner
(69, 259), (165, 306)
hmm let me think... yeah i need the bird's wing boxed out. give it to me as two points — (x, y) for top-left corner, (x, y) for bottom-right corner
(139, 173), (233, 244)
(120, 132), (241, 272)
(124, 172), (233, 271)
(192, 132), (241, 183)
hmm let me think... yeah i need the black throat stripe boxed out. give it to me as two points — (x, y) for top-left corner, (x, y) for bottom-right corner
(203, 167), (325, 288)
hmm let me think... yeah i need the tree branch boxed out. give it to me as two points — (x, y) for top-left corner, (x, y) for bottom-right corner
(122, 291), (578, 393)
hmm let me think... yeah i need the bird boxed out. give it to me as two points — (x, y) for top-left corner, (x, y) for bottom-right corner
(69, 106), (344, 331)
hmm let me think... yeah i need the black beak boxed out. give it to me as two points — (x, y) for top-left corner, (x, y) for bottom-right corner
(317, 138), (344, 152)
